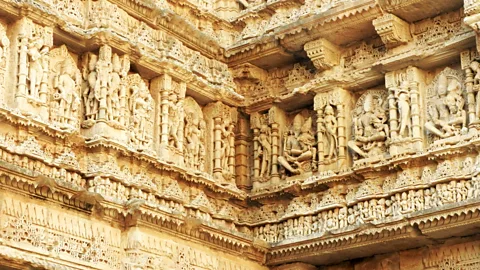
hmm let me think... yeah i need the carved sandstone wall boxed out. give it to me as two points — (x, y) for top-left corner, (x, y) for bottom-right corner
(1, 0), (480, 269)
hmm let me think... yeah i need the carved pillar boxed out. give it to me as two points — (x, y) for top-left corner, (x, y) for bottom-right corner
(235, 116), (251, 191)
(407, 67), (424, 151)
(213, 116), (223, 179)
(177, 81), (187, 152)
(15, 36), (28, 106)
(461, 49), (479, 126)
(270, 122), (280, 184)
(316, 106), (325, 170)
(228, 121), (235, 175)
(388, 88), (399, 140)
(151, 74), (171, 157)
(158, 75), (172, 145)
(336, 102), (347, 168)
(252, 125), (260, 178)
(465, 66), (476, 124)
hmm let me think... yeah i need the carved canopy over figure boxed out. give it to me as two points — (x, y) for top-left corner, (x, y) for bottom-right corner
(278, 112), (316, 175)
(348, 91), (389, 159)
(425, 69), (467, 139)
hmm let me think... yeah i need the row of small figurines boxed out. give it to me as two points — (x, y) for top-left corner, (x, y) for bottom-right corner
(1, 215), (123, 268)
(0, 145), (256, 234)
(251, 178), (480, 243)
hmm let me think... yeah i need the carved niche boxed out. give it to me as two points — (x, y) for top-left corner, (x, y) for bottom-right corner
(12, 18), (53, 121)
(0, 20), (9, 106)
(49, 45), (82, 131)
(424, 67), (469, 146)
(80, 46), (155, 151)
(385, 66), (425, 156)
(348, 89), (389, 166)
(203, 101), (238, 184)
(183, 96), (207, 172)
(277, 108), (317, 179)
(251, 106), (287, 189)
(152, 75), (187, 166)
(314, 88), (351, 172)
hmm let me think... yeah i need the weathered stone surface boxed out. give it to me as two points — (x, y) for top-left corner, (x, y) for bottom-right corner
(0, 0), (479, 269)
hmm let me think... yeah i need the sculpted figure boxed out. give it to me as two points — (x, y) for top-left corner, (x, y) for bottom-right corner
(469, 60), (480, 119)
(256, 125), (272, 177)
(278, 114), (316, 175)
(321, 106), (338, 160)
(168, 92), (183, 148)
(107, 54), (122, 123)
(348, 93), (388, 159)
(0, 31), (9, 62)
(394, 82), (412, 138)
(83, 54), (98, 121)
(27, 37), (49, 98)
(95, 48), (112, 120)
(184, 109), (206, 171)
(129, 83), (153, 147)
(425, 73), (467, 138)
(53, 61), (80, 127)
(220, 119), (235, 173)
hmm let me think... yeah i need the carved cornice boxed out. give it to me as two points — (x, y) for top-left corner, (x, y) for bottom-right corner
(373, 13), (412, 49)
(304, 38), (341, 71)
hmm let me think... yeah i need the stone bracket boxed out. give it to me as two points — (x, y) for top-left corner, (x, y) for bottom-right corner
(304, 38), (341, 71)
(373, 13), (411, 49)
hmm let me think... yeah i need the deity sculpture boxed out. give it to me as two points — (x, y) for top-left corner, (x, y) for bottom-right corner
(27, 36), (49, 99)
(321, 106), (337, 160)
(348, 92), (389, 159)
(256, 125), (272, 178)
(129, 81), (154, 149)
(278, 113), (316, 175)
(82, 54), (98, 121)
(220, 119), (235, 175)
(469, 60), (480, 120)
(168, 90), (183, 149)
(183, 97), (207, 171)
(52, 60), (81, 128)
(81, 46), (129, 128)
(394, 81), (412, 138)
(425, 72), (467, 139)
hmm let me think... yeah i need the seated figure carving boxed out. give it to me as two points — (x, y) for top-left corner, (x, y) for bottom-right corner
(278, 114), (316, 175)
(425, 73), (467, 139)
(348, 92), (388, 159)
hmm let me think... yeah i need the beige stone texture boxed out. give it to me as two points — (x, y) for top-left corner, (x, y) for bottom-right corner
(0, 0), (480, 269)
